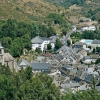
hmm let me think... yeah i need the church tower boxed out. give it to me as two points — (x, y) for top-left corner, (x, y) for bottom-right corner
(0, 42), (4, 65)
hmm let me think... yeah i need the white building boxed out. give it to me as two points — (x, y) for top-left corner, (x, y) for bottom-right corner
(81, 27), (89, 31)
(89, 26), (96, 31)
(81, 26), (96, 31)
(31, 36), (57, 52)
(72, 25), (76, 31)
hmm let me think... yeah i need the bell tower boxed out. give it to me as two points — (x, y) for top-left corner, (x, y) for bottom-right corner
(0, 42), (4, 65)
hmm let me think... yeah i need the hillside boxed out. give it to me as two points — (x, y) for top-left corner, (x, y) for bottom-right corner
(0, 0), (60, 22)
(0, 0), (90, 24)
(46, 0), (100, 22)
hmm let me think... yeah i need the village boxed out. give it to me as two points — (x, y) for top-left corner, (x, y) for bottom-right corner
(0, 24), (100, 94)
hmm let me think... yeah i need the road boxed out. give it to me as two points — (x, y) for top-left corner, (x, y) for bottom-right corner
(64, 30), (73, 45)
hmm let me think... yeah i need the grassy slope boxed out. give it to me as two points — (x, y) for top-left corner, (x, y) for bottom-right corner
(0, 0), (86, 23)
(45, 0), (99, 24)
(0, 0), (89, 34)
(0, 0), (64, 22)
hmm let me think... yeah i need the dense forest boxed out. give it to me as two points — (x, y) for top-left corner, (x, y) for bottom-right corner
(0, 64), (100, 100)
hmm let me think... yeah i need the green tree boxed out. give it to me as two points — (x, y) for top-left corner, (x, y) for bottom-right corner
(95, 58), (100, 64)
(88, 45), (91, 49)
(35, 47), (42, 54)
(82, 31), (95, 39)
(62, 28), (67, 35)
(47, 43), (52, 50)
(55, 38), (62, 49)
(96, 47), (100, 53)
(67, 40), (71, 46)
(88, 78), (99, 100)
(93, 48), (95, 53)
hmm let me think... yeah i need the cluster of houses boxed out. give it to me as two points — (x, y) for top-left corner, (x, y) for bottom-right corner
(1, 26), (100, 93)
(17, 40), (100, 93)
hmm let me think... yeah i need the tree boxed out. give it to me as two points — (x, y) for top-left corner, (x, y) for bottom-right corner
(62, 28), (67, 35)
(92, 48), (95, 53)
(98, 19), (100, 24)
(88, 78), (99, 100)
(67, 40), (71, 46)
(88, 45), (91, 49)
(92, 16), (96, 21)
(55, 38), (62, 49)
(95, 58), (100, 64)
(82, 31), (95, 39)
(0, 64), (61, 100)
(96, 47), (100, 53)
(35, 47), (42, 54)
(47, 43), (52, 50)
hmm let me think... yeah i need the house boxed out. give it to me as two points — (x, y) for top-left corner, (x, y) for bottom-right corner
(81, 55), (98, 64)
(59, 65), (76, 78)
(78, 84), (90, 91)
(64, 50), (77, 64)
(72, 25), (76, 32)
(57, 45), (70, 53)
(31, 35), (58, 52)
(18, 58), (30, 69)
(91, 39), (100, 47)
(84, 74), (94, 83)
(81, 27), (89, 31)
(81, 26), (96, 31)
(82, 56), (91, 64)
(31, 36), (50, 52)
(61, 82), (80, 92)
(89, 26), (96, 31)
(30, 62), (52, 73)
(4, 53), (15, 70)
(49, 58), (59, 68)
(0, 43), (16, 70)
(55, 54), (65, 62)
(90, 55), (99, 63)
(49, 35), (58, 49)
(77, 48), (87, 59)
(72, 42), (86, 49)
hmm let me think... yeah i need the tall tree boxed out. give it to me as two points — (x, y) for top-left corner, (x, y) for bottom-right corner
(55, 38), (62, 49)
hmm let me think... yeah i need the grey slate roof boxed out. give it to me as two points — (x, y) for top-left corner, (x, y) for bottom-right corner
(56, 54), (64, 62)
(85, 74), (94, 83)
(78, 85), (87, 91)
(57, 45), (70, 52)
(49, 35), (58, 43)
(18, 59), (30, 67)
(92, 39), (100, 44)
(73, 42), (86, 48)
(80, 72), (87, 80)
(61, 83), (80, 89)
(61, 67), (68, 71)
(83, 56), (90, 60)
(31, 36), (50, 44)
(30, 62), (52, 70)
